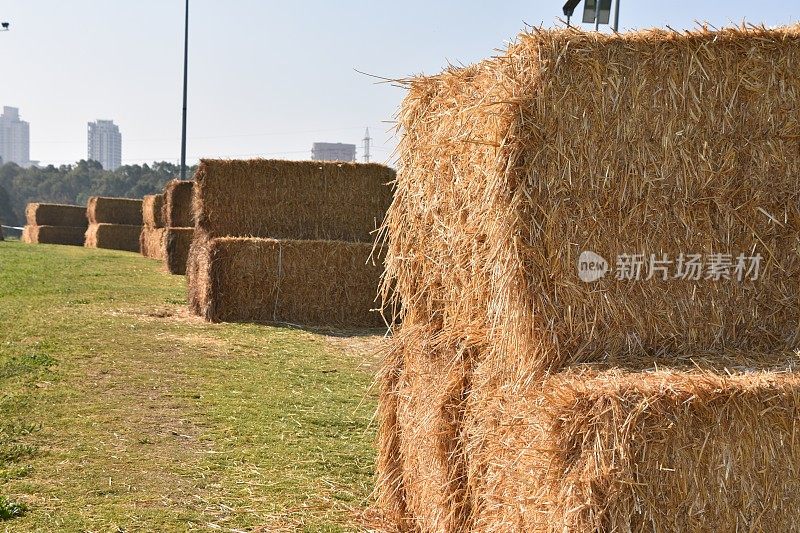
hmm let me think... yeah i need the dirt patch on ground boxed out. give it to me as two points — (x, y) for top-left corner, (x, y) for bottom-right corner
(323, 332), (388, 374)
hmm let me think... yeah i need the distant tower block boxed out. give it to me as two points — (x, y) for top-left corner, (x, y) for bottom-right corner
(363, 127), (371, 163)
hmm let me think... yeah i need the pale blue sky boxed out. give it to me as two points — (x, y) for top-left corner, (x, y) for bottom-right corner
(2, 1), (797, 167)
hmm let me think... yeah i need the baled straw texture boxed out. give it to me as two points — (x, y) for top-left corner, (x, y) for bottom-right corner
(25, 203), (87, 228)
(22, 225), (85, 246)
(378, 24), (800, 531)
(87, 196), (144, 225)
(466, 367), (800, 532)
(190, 237), (384, 327)
(376, 323), (473, 532)
(142, 194), (164, 228)
(382, 25), (800, 376)
(139, 226), (166, 260)
(162, 179), (194, 228)
(164, 227), (193, 275)
(192, 159), (394, 242)
(85, 223), (143, 252)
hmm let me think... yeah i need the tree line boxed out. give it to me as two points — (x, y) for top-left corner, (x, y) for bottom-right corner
(0, 160), (196, 226)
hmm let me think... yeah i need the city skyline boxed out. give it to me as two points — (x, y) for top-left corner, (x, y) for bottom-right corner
(0, 102), (372, 168)
(1, 1), (797, 167)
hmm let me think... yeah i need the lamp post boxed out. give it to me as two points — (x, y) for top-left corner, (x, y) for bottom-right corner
(180, 0), (189, 180)
(562, 0), (620, 31)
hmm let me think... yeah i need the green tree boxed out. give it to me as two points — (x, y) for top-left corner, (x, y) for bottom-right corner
(0, 161), (196, 226)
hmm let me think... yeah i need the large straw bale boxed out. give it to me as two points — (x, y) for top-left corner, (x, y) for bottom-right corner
(142, 194), (164, 228)
(162, 180), (194, 227)
(378, 25), (800, 531)
(85, 223), (142, 252)
(25, 203), (87, 228)
(377, 325), (472, 532)
(192, 159), (394, 242)
(21, 225), (85, 246)
(383, 25), (800, 376)
(139, 226), (166, 260)
(466, 366), (800, 532)
(164, 227), (193, 275)
(87, 196), (143, 225)
(190, 236), (383, 327)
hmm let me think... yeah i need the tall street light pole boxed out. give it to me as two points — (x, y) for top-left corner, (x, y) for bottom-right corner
(180, 0), (189, 180)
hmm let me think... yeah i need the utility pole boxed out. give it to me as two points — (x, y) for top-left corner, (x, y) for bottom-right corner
(562, 0), (620, 31)
(363, 128), (371, 163)
(180, 0), (189, 180)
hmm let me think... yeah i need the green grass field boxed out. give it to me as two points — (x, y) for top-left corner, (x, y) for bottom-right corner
(0, 241), (385, 531)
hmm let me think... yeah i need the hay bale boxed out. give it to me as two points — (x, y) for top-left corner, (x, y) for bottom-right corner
(467, 367), (800, 531)
(378, 25), (800, 530)
(162, 180), (194, 228)
(190, 236), (383, 327)
(21, 225), (86, 246)
(139, 226), (166, 260)
(377, 325), (472, 531)
(192, 159), (394, 242)
(142, 194), (164, 228)
(85, 223), (142, 252)
(383, 25), (800, 373)
(164, 227), (193, 275)
(25, 203), (88, 228)
(87, 197), (143, 225)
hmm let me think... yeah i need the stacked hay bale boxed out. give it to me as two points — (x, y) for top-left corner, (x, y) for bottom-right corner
(187, 159), (394, 327)
(21, 203), (88, 246)
(139, 194), (166, 260)
(85, 197), (143, 252)
(160, 179), (195, 275)
(378, 25), (800, 531)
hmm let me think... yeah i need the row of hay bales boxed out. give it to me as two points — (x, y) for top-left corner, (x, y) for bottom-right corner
(139, 180), (194, 274)
(16, 159), (393, 328)
(186, 159), (394, 327)
(21, 197), (145, 250)
(377, 25), (800, 531)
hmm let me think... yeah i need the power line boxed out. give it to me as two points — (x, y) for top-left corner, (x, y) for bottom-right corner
(32, 126), (370, 145)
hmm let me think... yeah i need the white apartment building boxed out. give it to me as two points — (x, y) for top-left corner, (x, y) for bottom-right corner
(88, 119), (122, 170)
(311, 142), (356, 162)
(0, 106), (31, 167)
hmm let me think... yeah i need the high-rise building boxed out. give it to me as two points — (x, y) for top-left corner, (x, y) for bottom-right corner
(311, 142), (356, 162)
(88, 119), (122, 170)
(0, 106), (31, 167)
